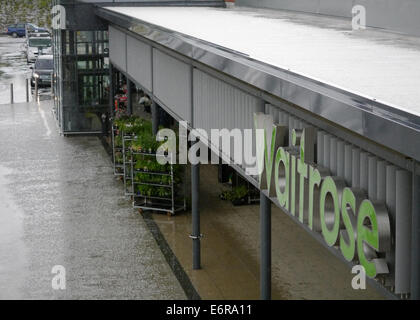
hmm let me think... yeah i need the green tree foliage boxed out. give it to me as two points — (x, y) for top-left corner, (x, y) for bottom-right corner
(0, 0), (52, 29)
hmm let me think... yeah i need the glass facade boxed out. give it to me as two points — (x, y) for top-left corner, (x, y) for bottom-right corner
(52, 4), (109, 134)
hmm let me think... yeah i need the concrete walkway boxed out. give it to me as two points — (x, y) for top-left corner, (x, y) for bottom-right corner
(0, 101), (186, 299)
(155, 165), (384, 300)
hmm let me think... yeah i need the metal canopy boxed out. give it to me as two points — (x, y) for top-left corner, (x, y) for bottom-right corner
(96, 6), (420, 162)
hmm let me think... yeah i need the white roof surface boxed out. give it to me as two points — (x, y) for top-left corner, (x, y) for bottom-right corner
(106, 6), (420, 117)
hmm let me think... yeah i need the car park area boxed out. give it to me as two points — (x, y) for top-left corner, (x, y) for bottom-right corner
(0, 34), (51, 104)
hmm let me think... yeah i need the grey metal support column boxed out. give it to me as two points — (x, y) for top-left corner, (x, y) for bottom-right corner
(109, 63), (114, 116)
(191, 163), (201, 270)
(411, 163), (420, 300)
(127, 79), (133, 115)
(260, 191), (271, 300)
(152, 101), (159, 135)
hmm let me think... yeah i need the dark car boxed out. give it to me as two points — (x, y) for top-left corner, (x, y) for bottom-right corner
(5, 23), (49, 38)
(31, 55), (53, 87)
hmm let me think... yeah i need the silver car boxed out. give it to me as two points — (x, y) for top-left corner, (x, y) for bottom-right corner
(25, 36), (52, 63)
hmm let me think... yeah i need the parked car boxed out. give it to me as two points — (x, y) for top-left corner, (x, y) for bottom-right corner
(24, 36), (52, 63)
(26, 23), (50, 35)
(5, 23), (26, 37)
(26, 31), (50, 39)
(31, 55), (53, 87)
(5, 23), (49, 38)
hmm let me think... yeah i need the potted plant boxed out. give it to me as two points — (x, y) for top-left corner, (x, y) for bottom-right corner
(219, 185), (249, 206)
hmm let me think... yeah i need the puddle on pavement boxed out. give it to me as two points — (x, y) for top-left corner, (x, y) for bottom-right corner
(0, 165), (27, 299)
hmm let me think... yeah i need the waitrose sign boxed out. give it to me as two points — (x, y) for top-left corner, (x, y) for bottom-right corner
(254, 113), (391, 278)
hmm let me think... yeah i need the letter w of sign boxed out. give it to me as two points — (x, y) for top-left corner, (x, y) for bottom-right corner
(254, 113), (287, 197)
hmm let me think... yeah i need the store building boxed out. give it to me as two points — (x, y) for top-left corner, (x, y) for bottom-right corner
(53, 0), (420, 299)
(52, 0), (110, 134)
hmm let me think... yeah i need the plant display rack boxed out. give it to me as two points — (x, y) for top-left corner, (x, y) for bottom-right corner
(112, 116), (186, 216)
(111, 124), (124, 176)
(123, 134), (135, 197)
(130, 151), (186, 216)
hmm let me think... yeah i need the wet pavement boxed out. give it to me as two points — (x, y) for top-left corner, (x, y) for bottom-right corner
(0, 100), (186, 299)
(155, 165), (384, 300)
(0, 35), (32, 104)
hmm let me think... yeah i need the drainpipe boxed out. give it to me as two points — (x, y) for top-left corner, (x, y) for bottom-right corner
(191, 162), (201, 270)
(109, 63), (114, 117)
(260, 191), (271, 300)
(127, 79), (133, 115)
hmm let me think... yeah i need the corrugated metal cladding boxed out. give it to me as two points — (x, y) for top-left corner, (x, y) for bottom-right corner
(193, 69), (264, 167)
(153, 49), (192, 123)
(109, 26), (126, 72)
(127, 35), (152, 92)
(266, 103), (413, 295)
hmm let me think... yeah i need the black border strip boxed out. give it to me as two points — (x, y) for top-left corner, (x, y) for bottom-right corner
(141, 211), (201, 300)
